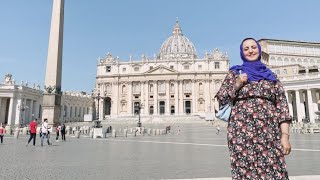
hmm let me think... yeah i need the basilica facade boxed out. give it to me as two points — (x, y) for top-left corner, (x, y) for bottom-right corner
(94, 21), (229, 119)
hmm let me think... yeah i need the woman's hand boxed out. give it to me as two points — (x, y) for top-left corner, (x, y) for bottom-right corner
(236, 73), (248, 88)
(281, 136), (291, 155)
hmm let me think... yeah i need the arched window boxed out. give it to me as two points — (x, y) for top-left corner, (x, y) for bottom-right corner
(284, 58), (289, 65)
(270, 57), (276, 65)
(297, 58), (302, 64)
(303, 59), (309, 66)
(277, 57), (283, 66)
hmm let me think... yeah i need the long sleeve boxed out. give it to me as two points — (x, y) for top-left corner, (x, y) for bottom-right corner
(215, 71), (238, 107)
(275, 80), (292, 123)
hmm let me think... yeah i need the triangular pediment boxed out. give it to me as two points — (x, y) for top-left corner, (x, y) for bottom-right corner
(144, 65), (178, 74)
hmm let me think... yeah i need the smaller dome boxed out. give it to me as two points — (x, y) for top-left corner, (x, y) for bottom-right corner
(159, 20), (197, 60)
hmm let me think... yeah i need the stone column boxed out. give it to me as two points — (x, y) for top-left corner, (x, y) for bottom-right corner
(34, 100), (39, 119)
(145, 82), (149, 115)
(204, 80), (210, 113)
(20, 99), (27, 125)
(128, 82), (132, 115)
(300, 91), (306, 120)
(165, 81), (170, 115)
(99, 98), (104, 120)
(12, 99), (23, 124)
(179, 80), (184, 114)
(29, 100), (34, 122)
(174, 80), (179, 115)
(192, 80), (196, 114)
(287, 91), (294, 117)
(295, 90), (303, 122)
(154, 81), (158, 115)
(307, 89), (315, 123)
(312, 90), (319, 117)
(42, 0), (64, 125)
(141, 81), (145, 115)
(7, 98), (14, 126)
(112, 82), (119, 117)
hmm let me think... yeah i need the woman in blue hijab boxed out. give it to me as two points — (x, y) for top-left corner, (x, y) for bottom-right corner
(216, 38), (292, 179)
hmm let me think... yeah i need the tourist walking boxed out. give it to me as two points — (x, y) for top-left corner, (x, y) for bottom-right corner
(0, 123), (5, 144)
(55, 123), (61, 142)
(60, 123), (66, 141)
(27, 119), (37, 146)
(215, 38), (291, 179)
(40, 119), (51, 146)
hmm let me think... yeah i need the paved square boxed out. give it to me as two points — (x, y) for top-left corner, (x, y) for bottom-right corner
(1, 122), (320, 179)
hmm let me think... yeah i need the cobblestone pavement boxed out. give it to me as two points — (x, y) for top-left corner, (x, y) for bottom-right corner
(0, 123), (320, 180)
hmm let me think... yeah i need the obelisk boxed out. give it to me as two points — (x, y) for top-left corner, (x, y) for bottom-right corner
(42, 0), (64, 125)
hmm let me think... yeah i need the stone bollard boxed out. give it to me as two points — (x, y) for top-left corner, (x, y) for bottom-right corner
(22, 127), (28, 135)
(89, 130), (93, 138)
(112, 129), (116, 138)
(75, 131), (80, 138)
(124, 129), (128, 137)
(72, 127), (76, 134)
(5, 126), (12, 135)
(14, 127), (20, 139)
(148, 129), (151, 136)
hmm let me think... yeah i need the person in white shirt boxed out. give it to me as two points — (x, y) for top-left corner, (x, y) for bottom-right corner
(40, 119), (51, 146)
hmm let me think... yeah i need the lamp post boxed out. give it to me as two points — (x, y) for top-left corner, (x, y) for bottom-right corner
(135, 102), (143, 127)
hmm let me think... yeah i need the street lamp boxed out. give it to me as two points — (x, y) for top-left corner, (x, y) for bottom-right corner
(135, 102), (144, 127)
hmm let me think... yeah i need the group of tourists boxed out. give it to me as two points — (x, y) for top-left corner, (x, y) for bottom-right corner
(26, 119), (66, 146)
(0, 118), (66, 147)
(14, 118), (66, 146)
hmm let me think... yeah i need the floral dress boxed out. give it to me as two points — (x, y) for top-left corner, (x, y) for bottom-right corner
(216, 71), (292, 180)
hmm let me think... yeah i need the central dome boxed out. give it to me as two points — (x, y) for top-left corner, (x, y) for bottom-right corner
(159, 20), (197, 60)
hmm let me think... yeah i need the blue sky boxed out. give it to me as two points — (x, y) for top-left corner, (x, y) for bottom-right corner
(1, 0), (319, 93)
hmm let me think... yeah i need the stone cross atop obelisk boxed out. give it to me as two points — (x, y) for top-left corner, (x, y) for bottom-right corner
(42, 0), (64, 125)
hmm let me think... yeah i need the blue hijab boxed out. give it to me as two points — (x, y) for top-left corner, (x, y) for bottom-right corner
(230, 38), (277, 82)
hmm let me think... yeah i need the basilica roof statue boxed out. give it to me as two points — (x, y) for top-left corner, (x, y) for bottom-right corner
(159, 20), (197, 60)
